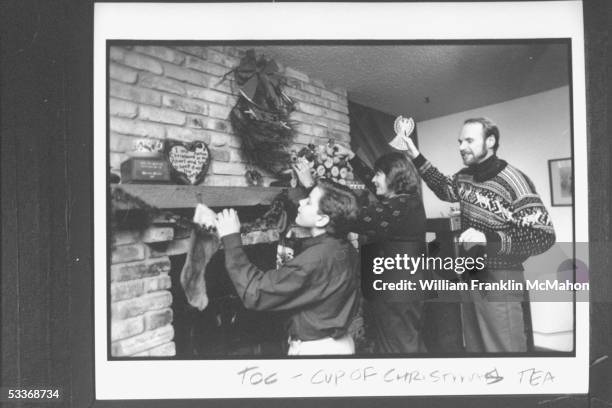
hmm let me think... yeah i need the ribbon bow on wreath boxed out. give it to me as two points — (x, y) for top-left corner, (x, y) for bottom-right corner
(232, 50), (286, 113)
(223, 50), (295, 178)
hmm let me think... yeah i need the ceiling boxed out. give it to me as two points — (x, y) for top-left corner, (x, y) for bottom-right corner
(254, 43), (570, 121)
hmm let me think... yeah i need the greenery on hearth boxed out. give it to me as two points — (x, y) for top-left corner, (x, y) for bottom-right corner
(110, 186), (295, 236)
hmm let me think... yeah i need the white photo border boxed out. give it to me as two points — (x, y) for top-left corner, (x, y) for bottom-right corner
(94, 1), (589, 399)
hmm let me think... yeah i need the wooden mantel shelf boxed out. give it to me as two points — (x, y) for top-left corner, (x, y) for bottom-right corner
(111, 184), (305, 210)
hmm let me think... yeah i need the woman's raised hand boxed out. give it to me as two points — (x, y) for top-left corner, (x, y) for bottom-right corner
(401, 132), (420, 159)
(292, 160), (315, 188)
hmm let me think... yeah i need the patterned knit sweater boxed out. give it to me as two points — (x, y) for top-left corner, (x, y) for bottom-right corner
(349, 156), (425, 242)
(413, 154), (556, 270)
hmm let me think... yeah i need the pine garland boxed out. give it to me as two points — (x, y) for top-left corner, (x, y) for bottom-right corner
(111, 186), (209, 232)
(110, 186), (294, 234)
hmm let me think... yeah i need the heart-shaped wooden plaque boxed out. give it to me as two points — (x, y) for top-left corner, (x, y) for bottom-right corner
(166, 140), (211, 185)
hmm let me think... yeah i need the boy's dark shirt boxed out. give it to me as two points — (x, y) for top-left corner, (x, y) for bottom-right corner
(222, 232), (361, 341)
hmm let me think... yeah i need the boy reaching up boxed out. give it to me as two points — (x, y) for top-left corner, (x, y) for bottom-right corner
(194, 180), (361, 356)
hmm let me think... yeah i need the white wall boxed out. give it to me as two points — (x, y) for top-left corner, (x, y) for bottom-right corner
(417, 86), (574, 350)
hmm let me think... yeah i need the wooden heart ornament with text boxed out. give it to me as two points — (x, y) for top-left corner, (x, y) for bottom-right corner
(166, 140), (211, 185)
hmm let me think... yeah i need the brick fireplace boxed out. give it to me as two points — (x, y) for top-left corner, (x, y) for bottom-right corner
(110, 225), (176, 357)
(108, 45), (351, 357)
(109, 187), (304, 357)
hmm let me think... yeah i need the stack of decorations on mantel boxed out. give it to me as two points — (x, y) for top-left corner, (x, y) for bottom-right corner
(118, 138), (211, 186)
(224, 49), (296, 186)
(292, 140), (362, 188)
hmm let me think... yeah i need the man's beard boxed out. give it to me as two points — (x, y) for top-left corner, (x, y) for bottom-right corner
(462, 147), (488, 166)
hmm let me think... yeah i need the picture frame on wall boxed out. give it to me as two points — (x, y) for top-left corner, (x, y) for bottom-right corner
(548, 158), (573, 207)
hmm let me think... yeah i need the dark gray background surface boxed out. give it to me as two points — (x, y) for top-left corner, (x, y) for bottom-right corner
(1, 1), (610, 407)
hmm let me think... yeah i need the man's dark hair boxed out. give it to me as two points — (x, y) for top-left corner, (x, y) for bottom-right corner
(373, 152), (419, 195)
(464, 117), (500, 152)
(316, 179), (359, 237)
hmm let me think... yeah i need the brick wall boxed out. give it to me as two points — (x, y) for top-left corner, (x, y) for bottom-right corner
(110, 215), (286, 357)
(110, 222), (186, 357)
(109, 44), (352, 357)
(109, 45), (350, 186)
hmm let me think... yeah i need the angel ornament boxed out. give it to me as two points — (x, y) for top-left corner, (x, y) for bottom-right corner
(388, 116), (415, 151)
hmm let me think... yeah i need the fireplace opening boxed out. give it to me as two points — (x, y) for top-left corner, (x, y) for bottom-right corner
(168, 205), (291, 358)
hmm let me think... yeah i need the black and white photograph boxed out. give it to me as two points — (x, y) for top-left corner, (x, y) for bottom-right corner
(548, 158), (573, 206)
(108, 40), (575, 358)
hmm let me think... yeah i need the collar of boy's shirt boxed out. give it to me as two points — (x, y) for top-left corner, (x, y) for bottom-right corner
(300, 232), (333, 250)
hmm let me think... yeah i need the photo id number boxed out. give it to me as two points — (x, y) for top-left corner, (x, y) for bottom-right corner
(1, 387), (62, 401)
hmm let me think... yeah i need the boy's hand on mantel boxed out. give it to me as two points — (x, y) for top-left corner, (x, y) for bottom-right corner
(216, 209), (241, 238)
(193, 203), (217, 229)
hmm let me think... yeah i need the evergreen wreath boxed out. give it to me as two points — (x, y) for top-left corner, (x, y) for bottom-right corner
(223, 49), (296, 177)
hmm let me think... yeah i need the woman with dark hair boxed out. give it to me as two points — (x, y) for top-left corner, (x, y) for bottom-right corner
(294, 146), (428, 354)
